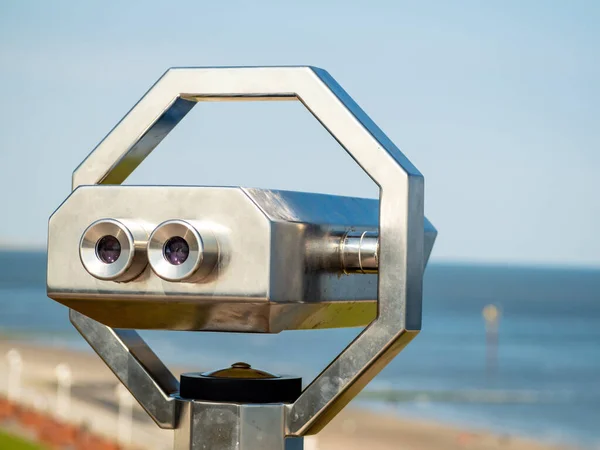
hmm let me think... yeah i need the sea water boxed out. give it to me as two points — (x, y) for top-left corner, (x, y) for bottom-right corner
(1, 251), (599, 447)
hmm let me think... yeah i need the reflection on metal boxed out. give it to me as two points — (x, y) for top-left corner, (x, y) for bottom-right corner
(204, 363), (279, 379)
(341, 231), (379, 274)
(48, 66), (437, 449)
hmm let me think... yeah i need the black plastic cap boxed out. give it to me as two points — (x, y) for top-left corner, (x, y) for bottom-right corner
(180, 372), (302, 404)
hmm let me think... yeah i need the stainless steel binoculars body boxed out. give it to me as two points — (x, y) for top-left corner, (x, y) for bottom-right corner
(46, 66), (436, 444)
(48, 185), (435, 332)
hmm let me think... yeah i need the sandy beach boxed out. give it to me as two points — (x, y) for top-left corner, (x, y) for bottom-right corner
(0, 338), (577, 450)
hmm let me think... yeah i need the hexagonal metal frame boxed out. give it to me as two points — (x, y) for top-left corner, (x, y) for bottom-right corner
(67, 67), (427, 436)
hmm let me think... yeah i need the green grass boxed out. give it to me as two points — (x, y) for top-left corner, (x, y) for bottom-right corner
(0, 430), (45, 450)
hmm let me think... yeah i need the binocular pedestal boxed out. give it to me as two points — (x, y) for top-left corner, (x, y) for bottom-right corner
(175, 401), (303, 450)
(175, 365), (303, 449)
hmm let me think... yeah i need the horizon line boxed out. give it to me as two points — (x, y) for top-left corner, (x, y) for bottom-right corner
(1, 245), (599, 271)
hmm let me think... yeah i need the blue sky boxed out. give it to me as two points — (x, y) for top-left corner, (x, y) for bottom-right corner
(0, 1), (598, 266)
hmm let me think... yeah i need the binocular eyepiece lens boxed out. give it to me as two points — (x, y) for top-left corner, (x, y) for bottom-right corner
(148, 220), (219, 282)
(163, 236), (189, 265)
(80, 219), (148, 281)
(96, 235), (121, 264)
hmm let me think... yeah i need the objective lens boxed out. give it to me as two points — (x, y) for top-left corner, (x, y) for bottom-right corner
(96, 235), (121, 264)
(163, 236), (189, 265)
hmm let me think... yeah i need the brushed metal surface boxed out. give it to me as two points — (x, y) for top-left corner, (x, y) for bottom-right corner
(48, 186), (385, 331)
(175, 401), (302, 450)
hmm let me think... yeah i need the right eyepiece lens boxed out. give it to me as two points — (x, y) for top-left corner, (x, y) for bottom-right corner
(96, 235), (121, 264)
(163, 236), (190, 265)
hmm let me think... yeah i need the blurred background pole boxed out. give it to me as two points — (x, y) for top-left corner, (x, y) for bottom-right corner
(54, 363), (72, 420)
(116, 383), (134, 447)
(304, 436), (319, 450)
(6, 348), (22, 402)
(482, 304), (501, 375)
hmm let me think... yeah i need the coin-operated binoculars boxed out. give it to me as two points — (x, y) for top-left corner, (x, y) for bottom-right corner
(47, 67), (436, 449)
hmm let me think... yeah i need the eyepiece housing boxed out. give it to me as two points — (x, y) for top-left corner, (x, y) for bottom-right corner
(147, 220), (219, 282)
(79, 218), (148, 281)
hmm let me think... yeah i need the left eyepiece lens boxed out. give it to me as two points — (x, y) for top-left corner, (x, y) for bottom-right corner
(96, 235), (121, 264)
(80, 219), (148, 281)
